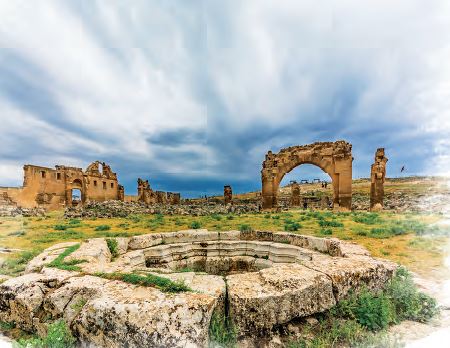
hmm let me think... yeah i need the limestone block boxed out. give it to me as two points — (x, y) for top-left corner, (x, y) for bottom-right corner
(25, 242), (79, 273)
(128, 233), (162, 250)
(227, 263), (335, 334)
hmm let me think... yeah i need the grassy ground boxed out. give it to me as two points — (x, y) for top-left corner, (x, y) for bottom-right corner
(1, 209), (448, 277)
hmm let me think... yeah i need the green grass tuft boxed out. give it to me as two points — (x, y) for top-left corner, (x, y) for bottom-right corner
(94, 272), (191, 293)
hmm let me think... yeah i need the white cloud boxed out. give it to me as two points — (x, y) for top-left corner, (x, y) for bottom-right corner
(0, 0), (449, 191)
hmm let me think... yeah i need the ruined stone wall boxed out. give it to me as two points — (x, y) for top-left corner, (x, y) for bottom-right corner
(261, 141), (353, 210)
(2, 161), (122, 210)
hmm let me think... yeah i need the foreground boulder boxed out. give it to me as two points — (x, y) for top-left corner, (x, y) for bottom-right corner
(0, 230), (396, 346)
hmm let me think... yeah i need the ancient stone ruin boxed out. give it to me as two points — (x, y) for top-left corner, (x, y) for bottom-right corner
(370, 148), (388, 211)
(137, 178), (156, 204)
(0, 229), (396, 347)
(261, 141), (353, 210)
(224, 185), (232, 204)
(0, 161), (122, 210)
(290, 181), (301, 206)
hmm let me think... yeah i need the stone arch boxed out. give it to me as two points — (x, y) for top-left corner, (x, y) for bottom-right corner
(261, 141), (353, 210)
(66, 178), (86, 207)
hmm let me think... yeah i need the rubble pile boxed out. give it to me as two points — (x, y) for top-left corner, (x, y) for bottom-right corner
(64, 200), (261, 218)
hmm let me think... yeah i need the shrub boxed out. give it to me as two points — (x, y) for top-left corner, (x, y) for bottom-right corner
(54, 224), (67, 230)
(226, 215), (234, 220)
(353, 213), (381, 225)
(239, 224), (252, 233)
(14, 319), (76, 348)
(94, 225), (111, 231)
(354, 291), (395, 331)
(190, 221), (201, 229)
(106, 238), (119, 259)
(264, 214), (271, 219)
(68, 219), (81, 225)
(272, 215), (280, 220)
(211, 214), (222, 221)
(209, 312), (237, 347)
(386, 267), (438, 322)
(284, 222), (301, 231)
(319, 228), (333, 235)
(318, 219), (344, 228)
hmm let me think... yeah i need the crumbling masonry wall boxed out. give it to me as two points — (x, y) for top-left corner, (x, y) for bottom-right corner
(261, 141), (353, 210)
(0, 161), (122, 210)
(137, 178), (180, 205)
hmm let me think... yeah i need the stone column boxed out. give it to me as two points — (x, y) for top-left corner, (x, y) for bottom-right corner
(290, 182), (301, 206)
(224, 185), (232, 205)
(370, 148), (388, 211)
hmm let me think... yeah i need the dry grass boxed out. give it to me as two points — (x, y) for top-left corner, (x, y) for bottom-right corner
(1, 207), (448, 277)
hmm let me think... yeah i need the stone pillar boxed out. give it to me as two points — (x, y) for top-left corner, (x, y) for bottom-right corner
(370, 148), (388, 211)
(224, 185), (232, 205)
(290, 182), (301, 206)
(118, 185), (124, 201)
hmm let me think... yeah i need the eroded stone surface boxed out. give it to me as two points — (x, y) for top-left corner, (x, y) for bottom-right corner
(3, 229), (396, 346)
(227, 263), (335, 334)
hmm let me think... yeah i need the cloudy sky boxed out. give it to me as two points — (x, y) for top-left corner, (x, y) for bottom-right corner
(1, 0), (449, 197)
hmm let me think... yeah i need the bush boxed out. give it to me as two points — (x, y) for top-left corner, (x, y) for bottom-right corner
(54, 224), (67, 230)
(354, 291), (395, 331)
(106, 238), (119, 259)
(68, 219), (81, 225)
(94, 225), (111, 231)
(189, 221), (201, 229)
(318, 219), (344, 228)
(239, 224), (252, 233)
(386, 267), (438, 322)
(319, 228), (333, 235)
(284, 222), (301, 231)
(14, 319), (76, 348)
(353, 213), (381, 225)
(211, 214), (222, 221)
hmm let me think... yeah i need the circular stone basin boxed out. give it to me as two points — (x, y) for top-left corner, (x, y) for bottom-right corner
(143, 239), (314, 275)
(13, 229), (397, 346)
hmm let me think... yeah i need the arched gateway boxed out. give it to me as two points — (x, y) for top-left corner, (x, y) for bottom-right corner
(261, 141), (353, 210)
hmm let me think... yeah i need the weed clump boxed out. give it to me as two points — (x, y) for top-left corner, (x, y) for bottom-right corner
(190, 221), (201, 229)
(0, 249), (41, 276)
(209, 312), (237, 347)
(47, 244), (87, 271)
(14, 319), (76, 348)
(318, 219), (344, 228)
(289, 267), (438, 347)
(53, 224), (67, 231)
(239, 224), (252, 233)
(106, 238), (119, 259)
(284, 222), (301, 231)
(95, 272), (191, 293)
(94, 225), (111, 231)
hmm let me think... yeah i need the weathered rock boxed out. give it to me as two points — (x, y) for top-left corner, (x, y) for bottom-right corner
(226, 263), (335, 334)
(3, 230), (398, 346)
(25, 242), (79, 273)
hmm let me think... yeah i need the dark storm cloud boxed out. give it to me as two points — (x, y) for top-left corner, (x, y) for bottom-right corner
(0, 0), (449, 197)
